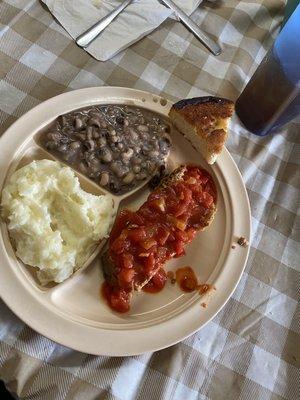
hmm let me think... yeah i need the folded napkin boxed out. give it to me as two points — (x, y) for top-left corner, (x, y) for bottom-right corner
(42, 0), (203, 61)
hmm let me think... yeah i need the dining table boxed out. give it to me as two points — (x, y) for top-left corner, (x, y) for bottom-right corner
(0, 0), (299, 399)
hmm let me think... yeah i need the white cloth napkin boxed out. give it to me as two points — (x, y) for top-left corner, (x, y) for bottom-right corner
(42, 0), (203, 61)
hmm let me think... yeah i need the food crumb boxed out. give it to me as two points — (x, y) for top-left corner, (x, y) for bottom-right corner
(167, 271), (176, 284)
(201, 302), (207, 308)
(237, 236), (249, 247)
(167, 271), (174, 279)
(198, 283), (212, 295)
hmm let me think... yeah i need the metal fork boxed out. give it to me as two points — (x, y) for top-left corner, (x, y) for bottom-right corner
(76, 0), (134, 48)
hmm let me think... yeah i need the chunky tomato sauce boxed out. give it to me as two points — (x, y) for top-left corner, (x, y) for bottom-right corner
(175, 266), (214, 296)
(143, 268), (167, 293)
(102, 165), (217, 313)
(175, 266), (198, 292)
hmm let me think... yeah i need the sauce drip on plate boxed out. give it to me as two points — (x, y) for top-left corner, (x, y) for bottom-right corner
(175, 266), (198, 292)
(175, 266), (213, 295)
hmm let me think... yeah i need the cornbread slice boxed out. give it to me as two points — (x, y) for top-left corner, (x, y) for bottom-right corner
(169, 96), (234, 164)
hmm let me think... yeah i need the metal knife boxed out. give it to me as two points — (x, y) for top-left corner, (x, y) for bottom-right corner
(160, 0), (221, 56)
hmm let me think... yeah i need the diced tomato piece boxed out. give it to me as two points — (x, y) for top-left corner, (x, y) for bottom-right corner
(167, 215), (187, 231)
(128, 227), (147, 242)
(185, 166), (198, 178)
(202, 192), (214, 208)
(175, 230), (188, 242)
(143, 268), (167, 293)
(175, 218), (187, 231)
(109, 291), (130, 313)
(187, 208), (206, 229)
(148, 191), (164, 201)
(138, 252), (150, 258)
(164, 186), (177, 199)
(119, 268), (135, 284)
(101, 283), (130, 313)
(205, 182), (217, 202)
(111, 234), (129, 254)
(128, 212), (145, 226)
(121, 253), (134, 269)
(174, 240), (185, 257)
(199, 175), (209, 184)
(144, 254), (155, 272)
(168, 232), (175, 242)
(141, 239), (157, 250)
(174, 202), (188, 218)
(109, 210), (131, 244)
(186, 228), (197, 242)
(156, 247), (167, 262)
(149, 198), (166, 212)
(138, 207), (160, 222)
(186, 177), (197, 185)
(157, 227), (170, 245)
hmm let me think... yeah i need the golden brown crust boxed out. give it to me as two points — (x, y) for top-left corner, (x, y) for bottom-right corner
(171, 97), (234, 123)
(157, 165), (186, 189)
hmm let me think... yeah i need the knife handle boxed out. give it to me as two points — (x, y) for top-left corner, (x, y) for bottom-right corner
(160, 0), (221, 56)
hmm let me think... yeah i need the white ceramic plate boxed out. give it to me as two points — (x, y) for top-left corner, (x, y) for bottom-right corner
(0, 87), (251, 356)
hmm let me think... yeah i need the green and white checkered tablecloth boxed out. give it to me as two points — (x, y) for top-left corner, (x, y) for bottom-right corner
(0, 1), (299, 399)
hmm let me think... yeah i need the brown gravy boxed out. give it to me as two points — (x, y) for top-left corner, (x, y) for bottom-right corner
(38, 104), (171, 195)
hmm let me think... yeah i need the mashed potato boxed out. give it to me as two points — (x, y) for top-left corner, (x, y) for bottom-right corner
(1, 160), (114, 285)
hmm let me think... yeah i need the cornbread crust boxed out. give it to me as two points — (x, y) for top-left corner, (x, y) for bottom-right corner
(169, 97), (234, 164)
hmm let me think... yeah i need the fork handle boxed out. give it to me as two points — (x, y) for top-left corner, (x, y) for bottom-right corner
(76, 0), (134, 48)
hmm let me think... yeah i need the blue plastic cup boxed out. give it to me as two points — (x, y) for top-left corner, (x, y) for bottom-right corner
(236, 5), (300, 136)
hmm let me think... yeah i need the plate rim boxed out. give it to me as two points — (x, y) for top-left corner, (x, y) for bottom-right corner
(0, 87), (251, 356)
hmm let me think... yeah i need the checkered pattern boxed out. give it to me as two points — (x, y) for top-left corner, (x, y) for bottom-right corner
(0, 0), (299, 399)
